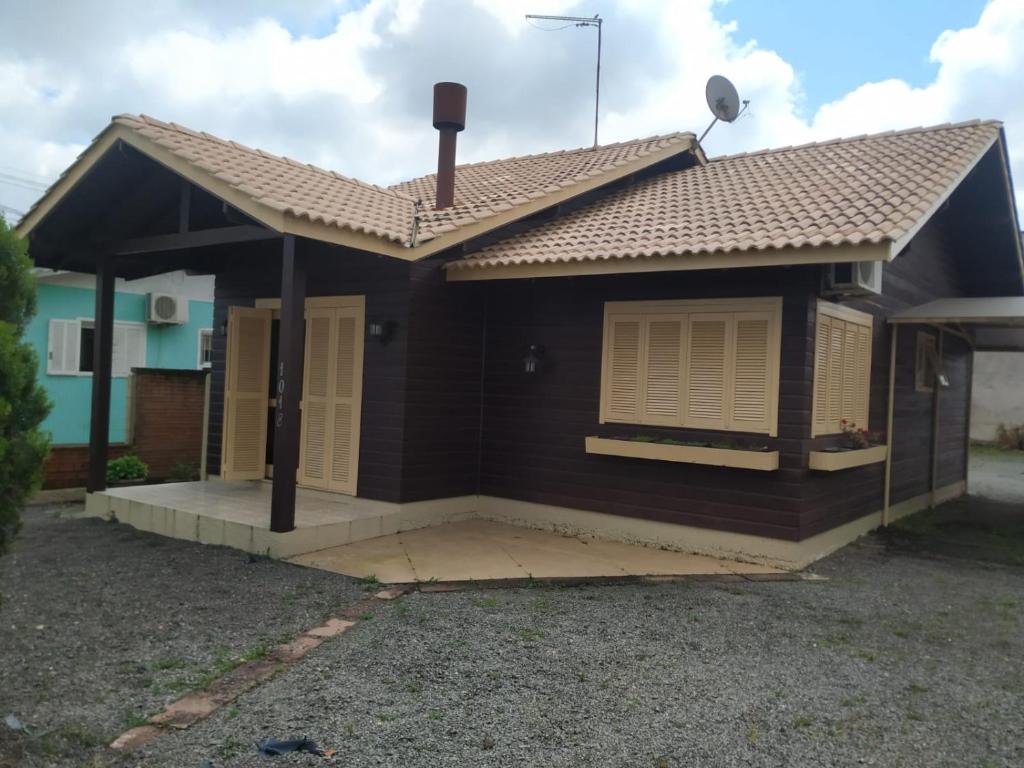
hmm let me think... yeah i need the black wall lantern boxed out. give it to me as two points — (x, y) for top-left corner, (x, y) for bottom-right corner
(368, 319), (396, 345)
(523, 344), (545, 374)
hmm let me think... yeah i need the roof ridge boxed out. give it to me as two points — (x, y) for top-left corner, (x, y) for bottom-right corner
(390, 131), (694, 185)
(706, 119), (1002, 164)
(115, 113), (418, 204)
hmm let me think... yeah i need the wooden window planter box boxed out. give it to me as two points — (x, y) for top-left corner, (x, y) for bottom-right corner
(585, 436), (780, 471)
(808, 445), (888, 471)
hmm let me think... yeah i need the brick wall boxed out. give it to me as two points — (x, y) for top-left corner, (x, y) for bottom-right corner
(43, 444), (132, 489)
(131, 368), (208, 481)
(42, 368), (209, 489)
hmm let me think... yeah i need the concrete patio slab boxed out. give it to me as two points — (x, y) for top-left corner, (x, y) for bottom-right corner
(288, 519), (785, 582)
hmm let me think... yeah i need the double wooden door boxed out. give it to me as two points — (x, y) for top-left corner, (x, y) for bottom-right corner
(221, 298), (364, 496)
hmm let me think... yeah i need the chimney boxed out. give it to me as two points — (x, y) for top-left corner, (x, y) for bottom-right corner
(432, 82), (467, 210)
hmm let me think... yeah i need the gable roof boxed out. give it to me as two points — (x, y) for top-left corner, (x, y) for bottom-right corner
(389, 133), (695, 243)
(15, 114), (696, 260)
(447, 120), (1012, 279)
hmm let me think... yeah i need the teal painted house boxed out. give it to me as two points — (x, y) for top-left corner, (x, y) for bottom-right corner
(26, 270), (214, 446)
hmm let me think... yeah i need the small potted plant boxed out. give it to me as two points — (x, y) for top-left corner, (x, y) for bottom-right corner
(106, 454), (150, 487)
(837, 420), (885, 451)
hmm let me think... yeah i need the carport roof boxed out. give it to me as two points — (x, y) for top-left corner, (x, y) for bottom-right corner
(889, 297), (1024, 325)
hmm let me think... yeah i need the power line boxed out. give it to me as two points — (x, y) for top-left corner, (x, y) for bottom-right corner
(0, 164), (52, 184)
(0, 171), (48, 192)
(525, 13), (603, 148)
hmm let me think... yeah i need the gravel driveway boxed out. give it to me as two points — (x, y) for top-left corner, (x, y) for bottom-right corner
(0, 506), (368, 767)
(133, 506), (1022, 767)
(3, 459), (1023, 768)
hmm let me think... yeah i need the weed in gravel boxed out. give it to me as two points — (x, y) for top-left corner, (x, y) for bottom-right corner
(893, 627), (910, 638)
(746, 724), (760, 744)
(427, 709), (443, 721)
(358, 574), (380, 586)
(475, 597), (499, 608)
(59, 723), (104, 749)
(653, 756), (669, 768)
(122, 711), (148, 729)
(841, 694), (867, 707)
(837, 615), (864, 628)
(856, 649), (878, 662)
(518, 627), (545, 641)
(225, 705), (240, 720)
(817, 633), (850, 648)
(793, 715), (815, 729)
(153, 657), (186, 670)
(344, 722), (355, 735)
(378, 712), (396, 722)
(908, 682), (929, 694)
(405, 680), (422, 693)
(219, 735), (244, 758)
(359, 612), (375, 621)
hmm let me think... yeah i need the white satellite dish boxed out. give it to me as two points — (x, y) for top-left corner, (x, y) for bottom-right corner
(699, 75), (748, 143)
(706, 75), (740, 122)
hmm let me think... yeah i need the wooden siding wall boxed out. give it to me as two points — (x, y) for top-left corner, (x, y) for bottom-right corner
(476, 267), (819, 541)
(800, 209), (971, 538)
(400, 262), (485, 501)
(205, 242), (411, 503)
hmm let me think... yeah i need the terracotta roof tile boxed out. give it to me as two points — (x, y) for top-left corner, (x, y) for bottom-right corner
(113, 114), (418, 244)
(448, 120), (1001, 273)
(388, 134), (694, 242)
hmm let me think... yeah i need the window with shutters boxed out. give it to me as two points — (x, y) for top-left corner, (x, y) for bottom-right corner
(47, 318), (146, 377)
(600, 298), (783, 436)
(811, 301), (873, 436)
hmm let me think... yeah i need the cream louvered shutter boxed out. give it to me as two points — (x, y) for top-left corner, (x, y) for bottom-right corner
(47, 319), (80, 375)
(602, 315), (643, 422)
(840, 321), (859, 428)
(299, 309), (333, 489)
(221, 306), (272, 481)
(851, 324), (872, 428)
(328, 308), (363, 495)
(825, 318), (845, 434)
(298, 305), (364, 495)
(685, 313), (730, 430)
(641, 315), (685, 425)
(811, 314), (831, 436)
(728, 311), (774, 433)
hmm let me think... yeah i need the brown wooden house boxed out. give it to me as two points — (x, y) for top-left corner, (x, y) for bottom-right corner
(16, 84), (1024, 567)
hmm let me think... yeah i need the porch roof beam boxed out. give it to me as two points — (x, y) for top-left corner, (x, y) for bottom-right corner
(107, 224), (279, 256)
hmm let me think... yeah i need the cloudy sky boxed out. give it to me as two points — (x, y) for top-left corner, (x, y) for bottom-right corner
(1, 0), (1022, 221)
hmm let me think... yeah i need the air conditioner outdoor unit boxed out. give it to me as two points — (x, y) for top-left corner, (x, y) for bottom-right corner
(823, 261), (882, 296)
(146, 293), (188, 324)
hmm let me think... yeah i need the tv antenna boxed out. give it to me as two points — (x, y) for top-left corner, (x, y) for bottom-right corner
(698, 75), (749, 144)
(525, 13), (603, 148)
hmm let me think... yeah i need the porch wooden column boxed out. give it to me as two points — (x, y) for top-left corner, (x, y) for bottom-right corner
(86, 255), (116, 493)
(270, 235), (306, 532)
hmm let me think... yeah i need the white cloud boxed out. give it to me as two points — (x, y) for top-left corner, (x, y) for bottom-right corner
(0, 0), (1022, 223)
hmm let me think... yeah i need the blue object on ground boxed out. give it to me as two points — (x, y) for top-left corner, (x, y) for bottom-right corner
(257, 737), (325, 757)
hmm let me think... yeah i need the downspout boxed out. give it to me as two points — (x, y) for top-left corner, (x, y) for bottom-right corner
(883, 323), (898, 525)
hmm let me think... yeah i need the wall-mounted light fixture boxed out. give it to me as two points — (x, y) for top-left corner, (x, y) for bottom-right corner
(523, 344), (545, 374)
(368, 319), (396, 345)
(218, 320), (228, 337)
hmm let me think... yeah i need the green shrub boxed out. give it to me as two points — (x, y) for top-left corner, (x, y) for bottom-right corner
(106, 454), (149, 483)
(0, 217), (51, 555)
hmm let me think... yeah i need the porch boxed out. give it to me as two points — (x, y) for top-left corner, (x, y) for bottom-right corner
(82, 480), (785, 579)
(84, 480), (475, 559)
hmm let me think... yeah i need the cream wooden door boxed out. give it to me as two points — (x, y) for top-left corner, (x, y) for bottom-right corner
(221, 306), (272, 480)
(298, 304), (364, 495)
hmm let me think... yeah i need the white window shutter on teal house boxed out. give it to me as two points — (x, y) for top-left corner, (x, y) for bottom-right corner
(47, 319), (79, 375)
(112, 324), (147, 377)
